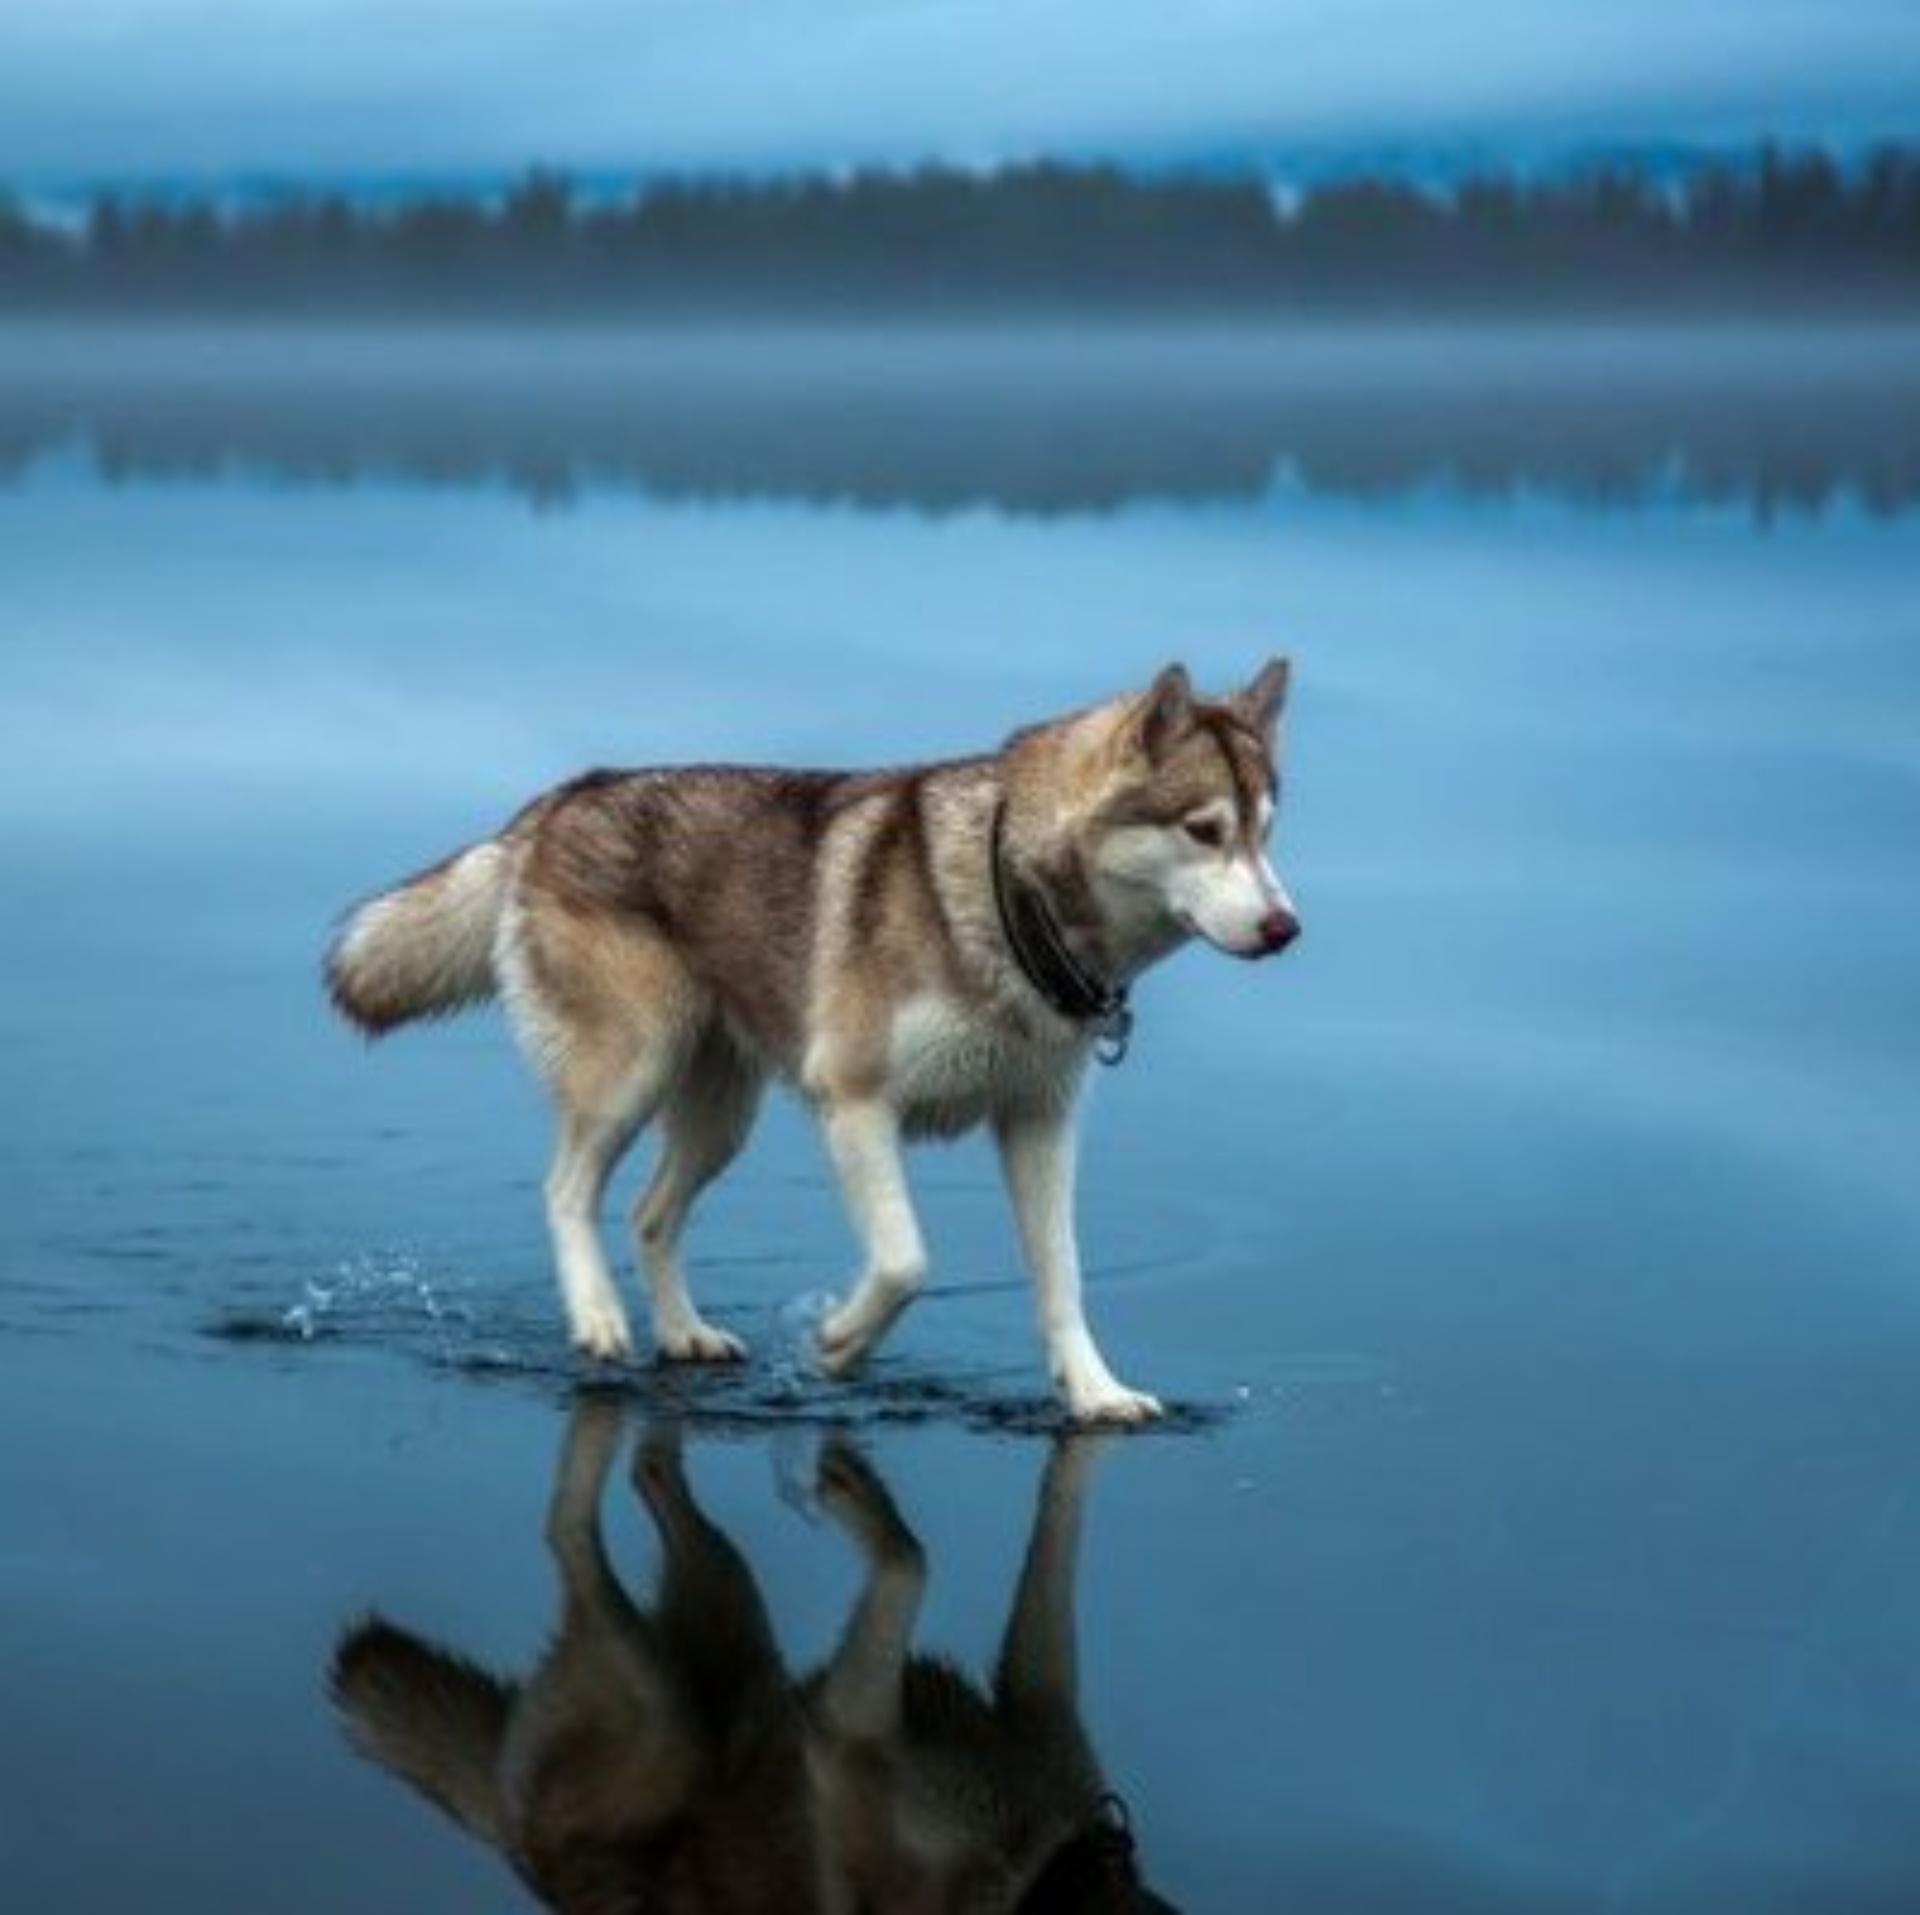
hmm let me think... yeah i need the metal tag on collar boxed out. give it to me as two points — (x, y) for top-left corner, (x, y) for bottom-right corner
(1092, 997), (1133, 1067)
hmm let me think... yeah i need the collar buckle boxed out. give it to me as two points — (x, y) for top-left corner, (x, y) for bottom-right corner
(1091, 998), (1133, 1067)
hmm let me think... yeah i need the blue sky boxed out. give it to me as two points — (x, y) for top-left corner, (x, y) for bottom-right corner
(2, 0), (1916, 181)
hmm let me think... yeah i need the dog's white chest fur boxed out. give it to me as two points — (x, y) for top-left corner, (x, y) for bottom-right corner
(886, 994), (1075, 1137)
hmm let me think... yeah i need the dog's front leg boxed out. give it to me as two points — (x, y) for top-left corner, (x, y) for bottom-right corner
(811, 1439), (926, 1740)
(817, 1099), (928, 1376)
(996, 1105), (1163, 1424)
(997, 1435), (1104, 1715)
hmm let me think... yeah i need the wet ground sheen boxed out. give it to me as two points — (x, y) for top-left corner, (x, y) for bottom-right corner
(3, 324), (1918, 1912)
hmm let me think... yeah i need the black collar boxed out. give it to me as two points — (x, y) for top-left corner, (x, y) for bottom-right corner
(988, 800), (1133, 1065)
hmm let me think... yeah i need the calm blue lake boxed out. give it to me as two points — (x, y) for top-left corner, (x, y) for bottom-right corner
(2, 323), (1918, 1912)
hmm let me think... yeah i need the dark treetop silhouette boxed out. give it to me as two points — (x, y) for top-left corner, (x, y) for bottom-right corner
(3, 145), (1917, 316)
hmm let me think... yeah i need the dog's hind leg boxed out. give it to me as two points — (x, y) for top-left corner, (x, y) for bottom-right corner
(545, 1394), (634, 1614)
(634, 1423), (788, 1701)
(631, 1033), (765, 1363)
(531, 1402), (702, 1820)
(536, 1008), (688, 1363)
(546, 1099), (654, 1362)
(507, 910), (696, 1362)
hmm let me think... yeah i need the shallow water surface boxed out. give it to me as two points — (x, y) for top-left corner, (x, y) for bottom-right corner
(3, 325), (1919, 1912)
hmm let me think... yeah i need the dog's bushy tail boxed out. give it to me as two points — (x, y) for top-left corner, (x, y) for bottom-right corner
(331, 1616), (516, 1847)
(326, 838), (508, 1036)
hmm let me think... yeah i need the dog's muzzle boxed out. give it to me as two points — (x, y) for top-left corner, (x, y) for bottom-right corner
(1254, 905), (1300, 956)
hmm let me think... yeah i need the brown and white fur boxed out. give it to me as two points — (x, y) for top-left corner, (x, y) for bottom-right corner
(326, 660), (1297, 1422)
(331, 1403), (1173, 1913)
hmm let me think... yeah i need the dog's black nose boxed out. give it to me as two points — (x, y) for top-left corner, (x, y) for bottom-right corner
(1258, 906), (1300, 954)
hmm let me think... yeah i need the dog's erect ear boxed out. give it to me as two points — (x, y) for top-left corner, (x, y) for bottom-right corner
(1128, 662), (1194, 761)
(1235, 656), (1291, 740)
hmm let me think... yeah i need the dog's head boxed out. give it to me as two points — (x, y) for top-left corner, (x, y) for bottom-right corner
(1084, 658), (1298, 962)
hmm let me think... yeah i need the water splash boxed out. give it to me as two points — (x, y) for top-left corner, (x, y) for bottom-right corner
(207, 1261), (1228, 1436)
(213, 1247), (483, 1359)
(768, 1286), (839, 1391)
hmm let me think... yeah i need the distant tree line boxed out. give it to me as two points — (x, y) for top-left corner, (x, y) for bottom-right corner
(1, 146), (1916, 315)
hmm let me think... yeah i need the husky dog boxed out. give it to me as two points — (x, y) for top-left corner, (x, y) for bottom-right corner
(331, 1404), (1173, 1913)
(326, 660), (1297, 1421)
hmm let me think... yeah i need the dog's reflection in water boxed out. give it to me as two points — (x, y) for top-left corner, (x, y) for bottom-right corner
(331, 1402), (1175, 1913)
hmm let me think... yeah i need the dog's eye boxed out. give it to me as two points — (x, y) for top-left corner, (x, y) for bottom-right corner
(1182, 817), (1226, 850)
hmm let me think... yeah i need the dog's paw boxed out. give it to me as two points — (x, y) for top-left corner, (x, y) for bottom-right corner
(632, 1427), (689, 1508)
(570, 1304), (636, 1364)
(816, 1441), (923, 1565)
(656, 1319), (747, 1364)
(814, 1310), (870, 1377)
(1067, 1383), (1165, 1427)
(815, 1437), (883, 1509)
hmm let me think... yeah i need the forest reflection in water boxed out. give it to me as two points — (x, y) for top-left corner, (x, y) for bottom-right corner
(1, 319), (1916, 517)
